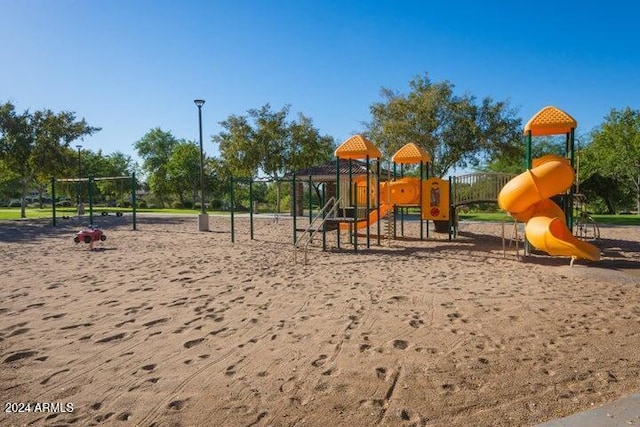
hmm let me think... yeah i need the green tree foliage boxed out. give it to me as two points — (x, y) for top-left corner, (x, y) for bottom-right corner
(214, 104), (335, 180)
(134, 128), (180, 208)
(214, 104), (335, 212)
(365, 73), (522, 177)
(166, 141), (200, 207)
(483, 136), (567, 174)
(579, 107), (640, 213)
(0, 101), (100, 217)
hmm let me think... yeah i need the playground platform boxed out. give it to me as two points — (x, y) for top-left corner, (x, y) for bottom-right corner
(535, 393), (640, 426)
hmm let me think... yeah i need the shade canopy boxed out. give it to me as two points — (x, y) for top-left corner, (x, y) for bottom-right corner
(524, 106), (577, 136)
(391, 142), (431, 164)
(335, 134), (381, 159)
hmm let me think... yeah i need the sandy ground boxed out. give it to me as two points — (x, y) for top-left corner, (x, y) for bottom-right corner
(1, 214), (639, 427)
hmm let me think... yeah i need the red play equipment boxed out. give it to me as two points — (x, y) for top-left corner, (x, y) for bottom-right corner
(73, 225), (106, 249)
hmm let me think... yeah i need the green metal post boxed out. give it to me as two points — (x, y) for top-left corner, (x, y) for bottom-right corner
(88, 176), (94, 226)
(322, 182), (327, 251)
(376, 159), (380, 246)
(336, 156), (340, 249)
(353, 180), (358, 252)
(419, 161), (424, 240)
(51, 177), (57, 227)
(230, 177), (235, 243)
(291, 175), (296, 244)
(425, 162), (429, 238)
(400, 164), (404, 237)
(448, 176), (453, 241)
(568, 129), (575, 230)
(308, 176), (313, 225)
(131, 172), (138, 231)
(131, 172), (137, 231)
(249, 179), (254, 240)
(365, 155), (370, 248)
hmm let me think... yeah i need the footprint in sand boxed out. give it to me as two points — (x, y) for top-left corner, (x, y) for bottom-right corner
(311, 354), (328, 367)
(392, 339), (408, 350)
(183, 338), (205, 348)
(4, 350), (38, 363)
(95, 332), (126, 343)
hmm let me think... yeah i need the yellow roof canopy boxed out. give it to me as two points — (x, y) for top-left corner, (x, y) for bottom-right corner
(524, 106), (577, 136)
(334, 134), (381, 159)
(391, 142), (431, 164)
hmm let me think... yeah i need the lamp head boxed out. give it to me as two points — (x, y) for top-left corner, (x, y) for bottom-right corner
(194, 99), (205, 107)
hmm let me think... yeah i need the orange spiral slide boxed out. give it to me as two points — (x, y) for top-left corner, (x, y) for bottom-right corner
(497, 154), (600, 261)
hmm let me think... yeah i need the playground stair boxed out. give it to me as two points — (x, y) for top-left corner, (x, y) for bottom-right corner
(385, 208), (395, 243)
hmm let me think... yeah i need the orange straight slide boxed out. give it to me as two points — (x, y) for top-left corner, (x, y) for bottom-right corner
(340, 177), (420, 230)
(498, 154), (600, 261)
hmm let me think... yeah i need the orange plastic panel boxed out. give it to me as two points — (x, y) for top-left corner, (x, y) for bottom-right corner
(391, 142), (431, 164)
(524, 106), (577, 136)
(334, 134), (381, 159)
(421, 178), (450, 221)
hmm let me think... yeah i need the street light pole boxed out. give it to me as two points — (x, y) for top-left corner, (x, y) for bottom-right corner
(194, 99), (209, 231)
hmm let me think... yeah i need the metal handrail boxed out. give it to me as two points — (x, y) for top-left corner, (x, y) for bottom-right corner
(293, 196), (343, 264)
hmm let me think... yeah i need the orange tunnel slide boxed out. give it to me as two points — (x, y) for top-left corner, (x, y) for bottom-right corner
(497, 154), (600, 261)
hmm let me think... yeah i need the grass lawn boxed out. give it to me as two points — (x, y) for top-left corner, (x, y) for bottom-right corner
(2, 208), (639, 226)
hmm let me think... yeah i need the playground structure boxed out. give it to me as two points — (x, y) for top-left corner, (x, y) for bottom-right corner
(291, 135), (516, 262)
(51, 174), (137, 230)
(497, 106), (600, 261)
(230, 106), (601, 265)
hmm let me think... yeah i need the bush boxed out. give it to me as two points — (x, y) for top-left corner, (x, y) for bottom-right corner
(136, 199), (147, 209)
(172, 201), (184, 209)
(183, 200), (194, 209)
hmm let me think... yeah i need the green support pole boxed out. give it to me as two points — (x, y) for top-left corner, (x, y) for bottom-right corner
(525, 132), (532, 255)
(365, 155), (370, 249)
(88, 176), (94, 226)
(425, 162), (429, 238)
(249, 179), (254, 240)
(51, 177), (56, 227)
(393, 162), (397, 239)
(376, 159), (380, 246)
(353, 181), (358, 252)
(131, 172), (137, 231)
(291, 175), (296, 244)
(568, 129), (575, 230)
(419, 161), (424, 240)
(230, 177), (235, 243)
(308, 175), (313, 225)
(321, 183), (327, 251)
(400, 164), (404, 237)
(335, 156), (340, 249)
(448, 176), (453, 241)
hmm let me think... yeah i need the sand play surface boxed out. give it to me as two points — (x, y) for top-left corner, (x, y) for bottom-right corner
(1, 214), (639, 427)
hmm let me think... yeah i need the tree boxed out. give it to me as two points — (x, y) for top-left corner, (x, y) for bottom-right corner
(0, 101), (100, 217)
(365, 73), (522, 177)
(579, 107), (640, 213)
(166, 141), (200, 207)
(134, 128), (180, 208)
(214, 104), (335, 211)
(483, 136), (567, 174)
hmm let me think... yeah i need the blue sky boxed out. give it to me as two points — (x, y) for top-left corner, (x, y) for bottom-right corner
(2, 0), (638, 171)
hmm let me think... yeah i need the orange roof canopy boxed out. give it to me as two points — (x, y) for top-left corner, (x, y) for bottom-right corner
(335, 134), (381, 159)
(391, 142), (431, 164)
(524, 106), (577, 136)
